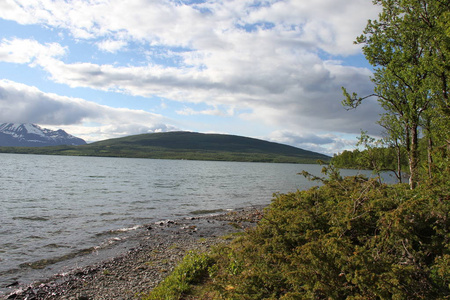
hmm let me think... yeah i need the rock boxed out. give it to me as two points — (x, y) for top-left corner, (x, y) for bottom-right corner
(5, 281), (19, 288)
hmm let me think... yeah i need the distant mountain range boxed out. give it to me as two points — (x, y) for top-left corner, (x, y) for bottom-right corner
(0, 127), (329, 164)
(0, 123), (86, 147)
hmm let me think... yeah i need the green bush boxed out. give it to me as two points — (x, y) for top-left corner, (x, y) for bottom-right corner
(207, 174), (449, 299)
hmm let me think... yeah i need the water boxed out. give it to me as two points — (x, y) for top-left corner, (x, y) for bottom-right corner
(0, 153), (395, 293)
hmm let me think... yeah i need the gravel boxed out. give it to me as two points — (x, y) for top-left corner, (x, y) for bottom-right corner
(3, 206), (264, 300)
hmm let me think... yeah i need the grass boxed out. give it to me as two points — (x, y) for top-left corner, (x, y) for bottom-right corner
(141, 251), (214, 300)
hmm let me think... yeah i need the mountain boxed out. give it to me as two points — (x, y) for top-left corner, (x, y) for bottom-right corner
(87, 131), (330, 163)
(95, 131), (327, 155)
(0, 123), (86, 147)
(0, 131), (329, 163)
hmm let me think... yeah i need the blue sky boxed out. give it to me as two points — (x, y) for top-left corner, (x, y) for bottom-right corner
(0, 0), (383, 155)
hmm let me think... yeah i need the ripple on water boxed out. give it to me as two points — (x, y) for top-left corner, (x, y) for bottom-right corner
(18, 247), (97, 270)
(99, 212), (115, 216)
(190, 208), (233, 216)
(43, 243), (70, 249)
(12, 216), (50, 222)
(26, 236), (45, 240)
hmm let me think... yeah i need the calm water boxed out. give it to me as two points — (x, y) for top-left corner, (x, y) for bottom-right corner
(0, 153), (394, 292)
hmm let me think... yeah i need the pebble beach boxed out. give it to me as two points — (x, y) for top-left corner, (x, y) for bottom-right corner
(3, 206), (264, 300)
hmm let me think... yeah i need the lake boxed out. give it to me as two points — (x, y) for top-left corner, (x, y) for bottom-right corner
(0, 153), (395, 293)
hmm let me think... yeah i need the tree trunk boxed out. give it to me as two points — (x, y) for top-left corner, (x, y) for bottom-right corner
(404, 124), (412, 186)
(409, 125), (419, 189)
(423, 117), (434, 180)
(396, 144), (402, 183)
(427, 134), (433, 179)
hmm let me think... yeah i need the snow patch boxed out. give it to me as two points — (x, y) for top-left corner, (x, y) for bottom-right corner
(23, 124), (46, 137)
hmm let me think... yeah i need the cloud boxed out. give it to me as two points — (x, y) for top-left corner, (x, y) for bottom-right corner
(267, 130), (360, 156)
(97, 39), (128, 53)
(54, 123), (175, 142)
(269, 130), (335, 146)
(0, 0), (379, 56)
(239, 60), (383, 135)
(176, 106), (235, 116)
(1, 37), (382, 136)
(0, 80), (177, 141)
(242, 0), (379, 55)
(0, 38), (66, 64)
(0, 0), (384, 147)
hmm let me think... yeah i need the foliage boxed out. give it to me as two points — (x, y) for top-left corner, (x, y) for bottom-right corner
(198, 173), (449, 299)
(141, 251), (214, 300)
(342, 0), (450, 189)
(331, 146), (408, 174)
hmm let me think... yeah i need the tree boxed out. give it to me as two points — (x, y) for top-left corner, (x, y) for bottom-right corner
(356, 131), (384, 182)
(432, 7), (450, 119)
(342, 0), (449, 189)
(378, 113), (407, 182)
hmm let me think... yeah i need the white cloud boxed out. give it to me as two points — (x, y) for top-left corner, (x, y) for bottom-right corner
(1, 36), (382, 137)
(176, 106), (235, 117)
(0, 0), (384, 150)
(267, 130), (360, 156)
(243, 0), (378, 55)
(97, 39), (128, 53)
(0, 0), (379, 55)
(53, 123), (175, 142)
(0, 38), (66, 64)
(0, 80), (177, 141)
(269, 130), (334, 146)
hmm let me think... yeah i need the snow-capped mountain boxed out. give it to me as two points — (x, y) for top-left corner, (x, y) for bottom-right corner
(0, 123), (86, 147)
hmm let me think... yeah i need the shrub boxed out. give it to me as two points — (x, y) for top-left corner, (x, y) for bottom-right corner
(208, 174), (449, 299)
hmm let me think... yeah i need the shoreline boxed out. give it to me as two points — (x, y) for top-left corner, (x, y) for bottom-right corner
(3, 206), (264, 300)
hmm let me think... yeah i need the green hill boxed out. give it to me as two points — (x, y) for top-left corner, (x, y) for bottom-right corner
(0, 131), (330, 164)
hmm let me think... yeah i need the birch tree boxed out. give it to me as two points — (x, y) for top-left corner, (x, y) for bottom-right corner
(342, 0), (449, 188)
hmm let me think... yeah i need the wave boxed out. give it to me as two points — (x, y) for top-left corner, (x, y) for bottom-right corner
(190, 208), (229, 215)
(111, 225), (141, 233)
(12, 216), (49, 221)
(18, 247), (97, 270)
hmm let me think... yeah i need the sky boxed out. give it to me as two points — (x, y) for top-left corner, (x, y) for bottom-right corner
(0, 0), (384, 156)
